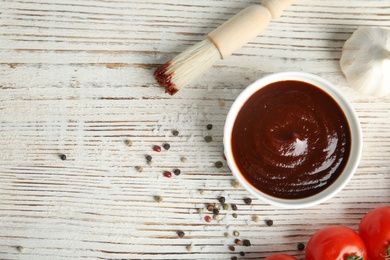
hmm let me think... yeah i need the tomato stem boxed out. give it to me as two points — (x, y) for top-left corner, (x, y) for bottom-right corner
(346, 256), (363, 260)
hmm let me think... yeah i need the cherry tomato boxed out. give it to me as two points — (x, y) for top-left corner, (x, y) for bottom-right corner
(359, 206), (390, 260)
(305, 225), (367, 260)
(264, 254), (298, 260)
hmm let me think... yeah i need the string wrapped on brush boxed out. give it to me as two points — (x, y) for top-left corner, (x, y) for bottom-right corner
(154, 0), (296, 95)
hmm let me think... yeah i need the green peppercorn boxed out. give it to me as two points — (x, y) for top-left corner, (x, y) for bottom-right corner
(204, 135), (212, 143)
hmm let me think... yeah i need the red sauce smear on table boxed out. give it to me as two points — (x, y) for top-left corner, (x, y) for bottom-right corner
(231, 80), (351, 199)
(154, 62), (179, 95)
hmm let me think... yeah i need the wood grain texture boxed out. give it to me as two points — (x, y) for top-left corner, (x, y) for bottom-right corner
(1, 0), (390, 259)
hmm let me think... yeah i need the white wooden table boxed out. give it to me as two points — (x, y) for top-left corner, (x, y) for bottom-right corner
(1, 0), (389, 259)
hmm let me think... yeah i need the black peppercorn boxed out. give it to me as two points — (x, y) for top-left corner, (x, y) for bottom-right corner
(213, 208), (219, 215)
(240, 251), (245, 256)
(172, 130), (179, 136)
(297, 242), (305, 251)
(60, 154), (67, 160)
(163, 143), (170, 150)
(231, 257), (238, 260)
(206, 124), (213, 130)
(173, 169), (181, 176)
(229, 245), (235, 251)
(215, 161), (223, 168)
(218, 196), (226, 204)
(177, 230), (185, 238)
(243, 239), (251, 247)
(231, 204), (238, 211)
(266, 219), (274, 226)
(145, 155), (152, 162)
(244, 198), (252, 205)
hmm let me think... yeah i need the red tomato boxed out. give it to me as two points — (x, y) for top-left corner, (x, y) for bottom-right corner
(264, 254), (298, 260)
(359, 206), (390, 260)
(305, 225), (367, 260)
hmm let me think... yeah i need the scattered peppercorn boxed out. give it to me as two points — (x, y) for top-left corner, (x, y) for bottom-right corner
(244, 198), (252, 205)
(214, 161), (223, 168)
(145, 155), (152, 162)
(253, 215), (260, 222)
(218, 196), (226, 204)
(163, 171), (172, 178)
(243, 239), (251, 247)
(153, 145), (161, 152)
(223, 204), (229, 210)
(231, 257), (238, 260)
(224, 232), (230, 238)
(180, 157), (188, 163)
(240, 251), (245, 256)
(219, 99), (226, 106)
(125, 140), (133, 146)
(204, 135), (213, 143)
(60, 154), (67, 160)
(213, 215), (220, 220)
(172, 130), (179, 136)
(163, 143), (170, 150)
(213, 208), (220, 215)
(204, 215), (211, 222)
(233, 231), (240, 236)
(198, 208), (203, 214)
(199, 189), (205, 195)
(173, 169), (181, 176)
(235, 239), (242, 246)
(135, 166), (144, 172)
(186, 245), (193, 252)
(232, 213), (238, 218)
(232, 180), (240, 188)
(154, 196), (163, 203)
(206, 124), (213, 130)
(231, 204), (238, 211)
(266, 219), (274, 226)
(229, 245), (235, 251)
(16, 246), (24, 253)
(207, 205), (214, 212)
(297, 242), (305, 251)
(177, 230), (185, 238)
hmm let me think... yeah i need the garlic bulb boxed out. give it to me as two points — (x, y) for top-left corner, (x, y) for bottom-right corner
(340, 27), (390, 96)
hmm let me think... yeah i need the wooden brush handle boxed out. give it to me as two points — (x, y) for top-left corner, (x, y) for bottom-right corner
(207, 0), (295, 59)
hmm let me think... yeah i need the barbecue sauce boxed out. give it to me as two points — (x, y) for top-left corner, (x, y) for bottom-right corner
(231, 80), (351, 199)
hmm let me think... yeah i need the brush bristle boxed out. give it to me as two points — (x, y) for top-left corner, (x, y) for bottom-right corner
(154, 38), (221, 95)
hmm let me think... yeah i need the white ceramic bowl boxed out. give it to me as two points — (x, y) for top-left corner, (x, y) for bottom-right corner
(224, 72), (362, 208)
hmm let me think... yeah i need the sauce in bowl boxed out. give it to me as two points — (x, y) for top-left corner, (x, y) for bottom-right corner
(231, 80), (351, 199)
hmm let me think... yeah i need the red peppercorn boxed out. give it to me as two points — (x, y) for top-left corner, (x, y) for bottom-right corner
(235, 239), (242, 246)
(153, 145), (161, 152)
(204, 215), (211, 222)
(163, 171), (172, 178)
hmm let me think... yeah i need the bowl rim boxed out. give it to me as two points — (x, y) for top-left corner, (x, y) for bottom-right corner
(223, 72), (363, 209)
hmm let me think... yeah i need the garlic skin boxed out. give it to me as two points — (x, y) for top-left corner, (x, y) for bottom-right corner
(340, 27), (390, 97)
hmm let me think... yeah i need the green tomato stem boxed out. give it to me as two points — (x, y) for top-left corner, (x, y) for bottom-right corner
(387, 245), (390, 258)
(346, 256), (363, 260)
